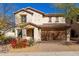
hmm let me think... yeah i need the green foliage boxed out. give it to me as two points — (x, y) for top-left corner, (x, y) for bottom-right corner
(0, 35), (6, 41)
(0, 20), (8, 30)
(55, 3), (74, 9)
(12, 28), (15, 32)
(0, 3), (15, 33)
(28, 38), (34, 46)
(5, 36), (15, 40)
(0, 33), (15, 44)
(54, 3), (79, 20)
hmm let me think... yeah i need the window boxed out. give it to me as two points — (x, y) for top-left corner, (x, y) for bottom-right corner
(55, 17), (59, 23)
(49, 17), (52, 22)
(21, 15), (26, 23)
(77, 15), (79, 22)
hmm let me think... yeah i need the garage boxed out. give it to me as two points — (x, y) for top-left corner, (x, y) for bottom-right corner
(40, 23), (70, 41)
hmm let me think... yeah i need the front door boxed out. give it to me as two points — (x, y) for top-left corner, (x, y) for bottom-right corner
(17, 29), (22, 38)
(27, 29), (34, 38)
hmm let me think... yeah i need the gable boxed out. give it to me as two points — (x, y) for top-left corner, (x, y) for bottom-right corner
(25, 7), (45, 16)
(14, 9), (33, 15)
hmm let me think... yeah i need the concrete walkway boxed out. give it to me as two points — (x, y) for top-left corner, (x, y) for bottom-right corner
(0, 52), (79, 56)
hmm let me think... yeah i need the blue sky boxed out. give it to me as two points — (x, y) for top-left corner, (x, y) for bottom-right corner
(14, 3), (64, 14)
(6, 3), (79, 15)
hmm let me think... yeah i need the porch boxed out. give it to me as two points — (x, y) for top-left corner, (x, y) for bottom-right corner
(15, 23), (41, 42)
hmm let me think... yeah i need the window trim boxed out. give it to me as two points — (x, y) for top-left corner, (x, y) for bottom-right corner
(20, 14), (27, 23)
(55, 17), (59, 23)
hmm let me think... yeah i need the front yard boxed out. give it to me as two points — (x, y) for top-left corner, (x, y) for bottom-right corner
(8, 41), (79, 53)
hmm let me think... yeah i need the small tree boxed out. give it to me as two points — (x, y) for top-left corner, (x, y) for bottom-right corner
(54, 3), (79, 23)
(0, 3), (16, 42)
(0, 3), (15, 33)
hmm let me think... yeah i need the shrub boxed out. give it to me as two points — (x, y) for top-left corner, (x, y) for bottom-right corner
(11, 39), (27, 48)
(28, 38), (34, 46)
(10, 39), (17, 48)
(2, 36), (16, 44)
(0, 35), (6, 41)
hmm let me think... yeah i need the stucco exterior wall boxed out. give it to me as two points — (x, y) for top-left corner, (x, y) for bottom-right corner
(34, 28), (41, 42)
(26, 9), (44, 25)
(15, 10), (66, 25)
(58, 17), (65, 23)
(15, 11), (32, 25)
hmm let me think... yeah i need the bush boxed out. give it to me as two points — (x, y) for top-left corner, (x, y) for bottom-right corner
(0, 35), (7, 45)
(11, 39), (27, 48)
(2, 36), (16, 44)
(28, 38), (34, 46)
(0, 33), (16, 45)
(0, 35), (6, 41)
(10, 39), (17, 48)
(15, 39), (27, 48)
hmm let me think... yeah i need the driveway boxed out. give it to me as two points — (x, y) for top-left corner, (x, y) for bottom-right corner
(9, 40), (79, 53)
(0, 41), (79, 55)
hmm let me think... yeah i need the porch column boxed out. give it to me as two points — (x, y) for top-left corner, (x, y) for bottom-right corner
(38, 29), (41, 41)
(34, 28), (41, 42)
(66, 28), (71, 42)
(15, 28), (18, 37)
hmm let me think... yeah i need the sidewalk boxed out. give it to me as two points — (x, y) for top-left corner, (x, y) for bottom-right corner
(0, 52), (79, 56)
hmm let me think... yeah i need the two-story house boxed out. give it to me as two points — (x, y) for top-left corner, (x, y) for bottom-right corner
(14, 7), (70, 42)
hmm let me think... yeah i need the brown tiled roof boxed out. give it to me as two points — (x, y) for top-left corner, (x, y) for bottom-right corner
(25, 7), (45, 15)
(40, 23), (70, 31)
(16, 22), (40, 28)
(26, 22), (40, 28)
(14, 9), (33, 15)
(44, 14), (64, 17)
(16, 22), (70, 30)
(14, 7), (64, 17)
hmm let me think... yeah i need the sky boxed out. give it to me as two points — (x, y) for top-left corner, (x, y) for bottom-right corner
(1, 3), (79, 24)
(4, 3), (79, 15)
(13, 3), (64, 14)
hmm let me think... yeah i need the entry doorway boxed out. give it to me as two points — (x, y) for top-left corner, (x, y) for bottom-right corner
(27, 29), (34, 38)
(17, 29), (22, 38)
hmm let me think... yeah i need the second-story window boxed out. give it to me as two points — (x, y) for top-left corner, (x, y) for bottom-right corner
(49, 17), (52, 23)
(21, 15), (26, 23)
(55, 17), (59, 23)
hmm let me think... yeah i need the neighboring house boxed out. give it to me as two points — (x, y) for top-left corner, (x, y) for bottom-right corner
(14, 7), (71, 42)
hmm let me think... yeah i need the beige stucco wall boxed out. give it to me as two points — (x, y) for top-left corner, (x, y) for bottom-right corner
(58, 17), (65, 23)
(26, 9), (44, 25)
(15, 11), (32, 25)
(34, 28), (41, 42)
(15, 10), (66, 25)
